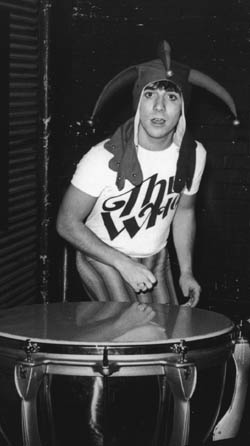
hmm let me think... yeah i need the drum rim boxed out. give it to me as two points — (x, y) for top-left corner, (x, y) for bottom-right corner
(0, 323), (234, 346)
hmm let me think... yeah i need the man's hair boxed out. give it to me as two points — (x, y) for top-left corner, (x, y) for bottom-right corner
(145, 80), (181, 94)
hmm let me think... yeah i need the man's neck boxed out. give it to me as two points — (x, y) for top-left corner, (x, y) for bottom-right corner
(138, 136), (174, 151)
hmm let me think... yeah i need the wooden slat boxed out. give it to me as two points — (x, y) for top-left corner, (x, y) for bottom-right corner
(0, 0), (40, 307)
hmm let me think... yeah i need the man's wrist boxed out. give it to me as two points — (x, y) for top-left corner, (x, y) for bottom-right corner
(180, 269), (193, 276)
(112, 251), (130, 271)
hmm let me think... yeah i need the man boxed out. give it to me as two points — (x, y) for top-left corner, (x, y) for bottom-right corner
(57, 41), (238, 307)
(56, 42), (239, 442)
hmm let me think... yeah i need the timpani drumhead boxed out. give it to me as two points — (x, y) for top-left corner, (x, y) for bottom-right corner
(0, 301), (233, 348)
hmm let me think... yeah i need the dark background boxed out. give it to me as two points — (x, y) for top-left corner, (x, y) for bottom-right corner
(0, 2), (249, 445)
(49, 0), (250, 319)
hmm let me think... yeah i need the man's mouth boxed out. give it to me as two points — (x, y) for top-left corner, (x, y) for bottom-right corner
(151, 118), (166, 125)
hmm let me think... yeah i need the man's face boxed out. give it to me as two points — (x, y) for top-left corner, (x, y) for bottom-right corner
(138, 81), (182, 150)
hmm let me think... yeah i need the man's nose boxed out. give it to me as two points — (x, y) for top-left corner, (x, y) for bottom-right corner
(154, 96), (165, 111)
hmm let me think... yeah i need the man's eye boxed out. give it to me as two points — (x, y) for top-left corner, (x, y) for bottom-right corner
(168, 94), (178, 101)
(144, 91), (153, 98)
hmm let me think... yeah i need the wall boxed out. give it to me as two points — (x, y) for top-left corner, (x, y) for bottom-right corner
(52, 0), (250, 316)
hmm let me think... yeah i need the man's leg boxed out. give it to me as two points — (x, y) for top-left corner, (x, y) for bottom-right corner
(76, 248), (178, 304)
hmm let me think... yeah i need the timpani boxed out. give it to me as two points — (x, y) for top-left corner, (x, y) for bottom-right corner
(0, 302), (240, 446)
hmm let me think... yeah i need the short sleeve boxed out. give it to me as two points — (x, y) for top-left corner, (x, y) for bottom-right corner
(71, 141), (110, 197)
(183, 141), (207, 195)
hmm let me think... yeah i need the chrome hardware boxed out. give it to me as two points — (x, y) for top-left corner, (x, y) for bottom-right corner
(24, 339), (40, 362)
(171, 339), (188, 363)
(93, 347), (119, 376)
(19, 364), (28, 379)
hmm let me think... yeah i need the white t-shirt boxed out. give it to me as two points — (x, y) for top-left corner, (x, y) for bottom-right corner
(71, 140), (206, 257)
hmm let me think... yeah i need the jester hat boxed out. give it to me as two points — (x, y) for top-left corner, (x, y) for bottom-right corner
(89, 40), (239, 125)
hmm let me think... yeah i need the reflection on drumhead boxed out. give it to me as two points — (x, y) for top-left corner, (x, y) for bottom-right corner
(114, 322), (167, 342)
(75, 302), (167, 342)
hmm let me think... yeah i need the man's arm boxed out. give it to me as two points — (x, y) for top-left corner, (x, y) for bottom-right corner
(56, 184), (156, 293)
(172, 193), (201, 307)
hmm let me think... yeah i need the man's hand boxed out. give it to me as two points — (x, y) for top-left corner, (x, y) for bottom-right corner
(115, 256), (157, 293)
(179, 272), (201, 307)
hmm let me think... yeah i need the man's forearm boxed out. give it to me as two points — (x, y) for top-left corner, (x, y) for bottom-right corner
(172, 208), (196, 274)
(172, 206), (201, 306)
(56, 216), (157, 292)
(56, 185), (156, 292)
(57, 217), (128, 270)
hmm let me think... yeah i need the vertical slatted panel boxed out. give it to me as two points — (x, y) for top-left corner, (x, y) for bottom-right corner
(0, 0), (40, 307)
